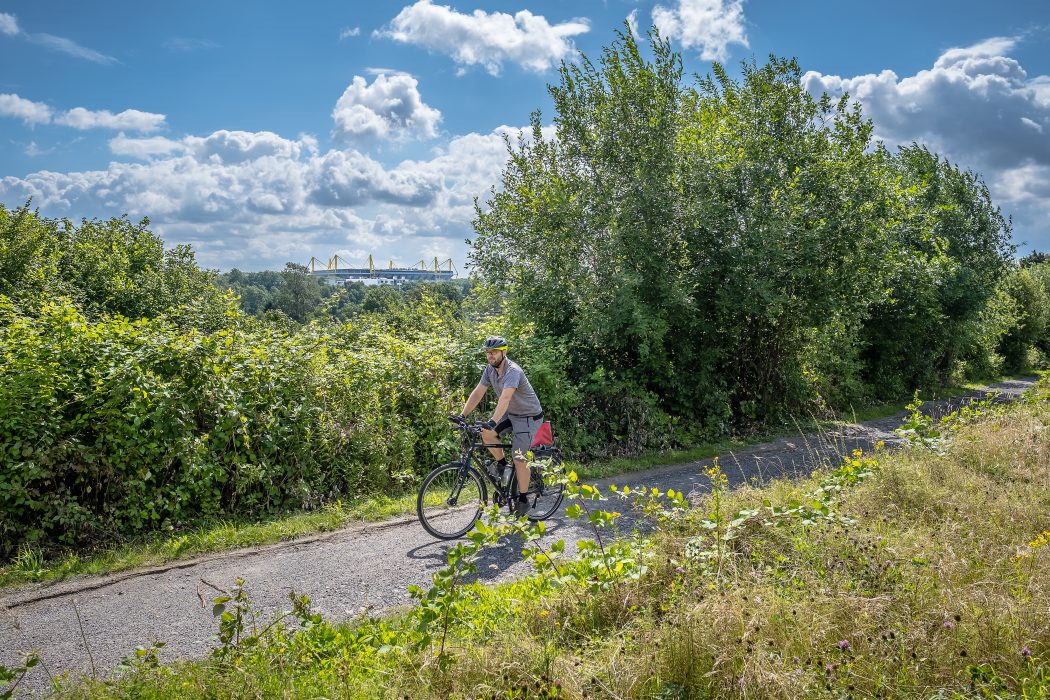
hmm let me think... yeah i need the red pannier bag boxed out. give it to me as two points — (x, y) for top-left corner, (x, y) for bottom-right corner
(530, 420), (553, 449)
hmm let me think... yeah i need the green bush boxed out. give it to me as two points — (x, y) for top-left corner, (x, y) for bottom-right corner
(0, 295), (475, 556)
(1000, 267), (1049, 371)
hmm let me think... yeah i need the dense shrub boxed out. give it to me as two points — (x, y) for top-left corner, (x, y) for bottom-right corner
(0, 295), (477, 555)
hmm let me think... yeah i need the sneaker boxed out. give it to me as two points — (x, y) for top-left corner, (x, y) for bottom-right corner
(514, 498), (531, 518)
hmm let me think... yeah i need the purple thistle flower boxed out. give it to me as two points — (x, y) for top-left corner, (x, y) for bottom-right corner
(943, 620), (955, 629)
(1022, 645), (1032, 659)
(837, 639), (850, 651)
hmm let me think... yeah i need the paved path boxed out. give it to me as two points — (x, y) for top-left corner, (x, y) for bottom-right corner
(0, 377), (1036, 693)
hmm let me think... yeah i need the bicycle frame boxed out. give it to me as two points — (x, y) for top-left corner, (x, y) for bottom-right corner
(452, 421), (520, 504)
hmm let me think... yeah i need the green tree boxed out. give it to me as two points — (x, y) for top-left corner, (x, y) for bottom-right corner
(999, 267), (1047, 371)
(473, 28), (905, 430)
(0, 204), (238, 327)
(1020, 251), (1049, 268)
(860, 147), (1014, 395)
(0, 203), (67, 304)
(273, 263), (323, 322)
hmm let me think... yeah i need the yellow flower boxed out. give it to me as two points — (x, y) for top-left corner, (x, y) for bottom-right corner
(1028, 530), (1050, 550)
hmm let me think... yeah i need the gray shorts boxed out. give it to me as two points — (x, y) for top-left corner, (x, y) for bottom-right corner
(494, 413), (544, 462)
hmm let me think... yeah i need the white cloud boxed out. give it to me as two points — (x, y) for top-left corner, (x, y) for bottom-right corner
(377, 0), (589, 75)
(365, 67), (411, 76)
(0, 66), (555, 269)
(184, 130), (306, 163)
(25, 141), (53, 157)
(109, 133), (186, 159)
(0, 95), (166, 132)
(803, 36), (1050, 249)
(56, 107), (166, 132)
(339, 26), (361, 40)
(28, 32), (117, 64)
(0, 12), (20, 36)
(0, 93), (52, 125)
(0, 123), (550, 268)
(652, 0), (748, 62)
(626, 9), (641, 39)
(0, 13), (117, 63)
(311, 149), (443, 207)
(331, 73), (442, 143)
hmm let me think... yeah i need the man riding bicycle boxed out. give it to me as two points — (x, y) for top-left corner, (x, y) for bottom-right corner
(454, 336), (544, 517)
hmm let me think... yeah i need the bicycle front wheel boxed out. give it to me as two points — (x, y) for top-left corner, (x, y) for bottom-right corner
(417, 462), (488, 539)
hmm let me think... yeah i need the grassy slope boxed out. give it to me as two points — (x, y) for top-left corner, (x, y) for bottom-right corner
(44, 380), (1050, 699)
(0, 373), (1031, 590)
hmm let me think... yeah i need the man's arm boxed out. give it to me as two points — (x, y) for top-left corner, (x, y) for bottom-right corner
(461, 383), (488, 416)
(491, 387), (516, 422)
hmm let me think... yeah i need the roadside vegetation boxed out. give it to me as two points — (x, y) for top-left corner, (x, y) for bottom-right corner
(10, 370), (1047, 699)
(4, 25), (1050, 587)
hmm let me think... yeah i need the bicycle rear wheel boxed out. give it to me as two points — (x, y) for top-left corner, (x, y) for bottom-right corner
(417, 462), (488, 539)
(527, 448), (565, 521)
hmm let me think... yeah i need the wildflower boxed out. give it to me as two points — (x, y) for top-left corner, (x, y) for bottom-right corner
(837, 639), (850, 651)
(1022, 645), (1033, 659)
(1028, 531), (1050, 550)
(675, 566), (685, 575)
(704, 460), (729, 490)
(943, 620), (955, 630)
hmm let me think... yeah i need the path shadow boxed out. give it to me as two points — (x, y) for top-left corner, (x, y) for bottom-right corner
(405, 518), (571, 585)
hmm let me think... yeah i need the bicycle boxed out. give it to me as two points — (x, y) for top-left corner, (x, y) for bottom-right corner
(416, 416), (566, 539)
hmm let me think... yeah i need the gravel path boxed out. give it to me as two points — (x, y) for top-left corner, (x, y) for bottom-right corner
(0, 377), (1036, 694)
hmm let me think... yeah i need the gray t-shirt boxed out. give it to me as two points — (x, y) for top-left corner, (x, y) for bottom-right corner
(480, 358), (543, 416)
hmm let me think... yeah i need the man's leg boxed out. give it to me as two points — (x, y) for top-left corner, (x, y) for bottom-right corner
(513, 454), (531, 517)
(480, 428), (504, 462)
(513, 455), (530, 494)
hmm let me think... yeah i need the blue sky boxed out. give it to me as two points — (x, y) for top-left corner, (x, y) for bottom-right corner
(1, 0), (1048, 271)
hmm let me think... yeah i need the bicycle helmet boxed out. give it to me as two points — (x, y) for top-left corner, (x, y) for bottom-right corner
(480, 336), (509, 352)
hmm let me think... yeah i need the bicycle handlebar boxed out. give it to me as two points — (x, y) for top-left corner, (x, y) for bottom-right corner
(448, 415), (486, 432)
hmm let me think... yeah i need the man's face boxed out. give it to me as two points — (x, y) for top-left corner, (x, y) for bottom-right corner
(485, 349), (505, 367)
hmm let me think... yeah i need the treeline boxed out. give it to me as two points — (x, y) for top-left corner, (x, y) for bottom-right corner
(215, 265), (470, 323)
(1, 29), (1046, 556)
